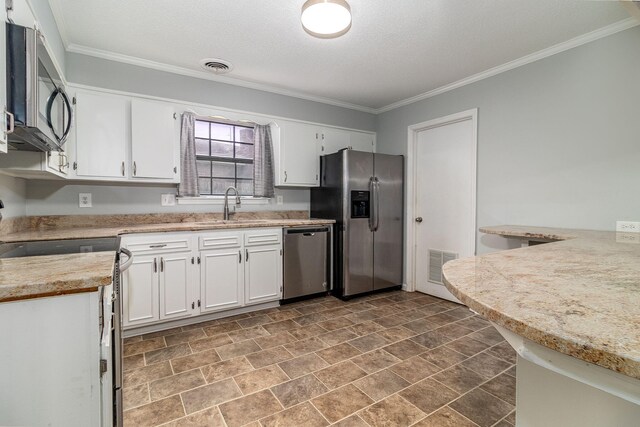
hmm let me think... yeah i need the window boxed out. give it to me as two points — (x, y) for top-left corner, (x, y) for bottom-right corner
(195, 119), (255, 196)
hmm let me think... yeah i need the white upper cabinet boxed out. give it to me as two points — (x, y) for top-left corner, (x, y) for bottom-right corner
(320, 128), (351, 155)
(74, 91), (129, 179)
(276, 120), (319, 187)
(349, 131), (376, 152)
(131, 99), (179, 181)
(0, 9), (7, 154)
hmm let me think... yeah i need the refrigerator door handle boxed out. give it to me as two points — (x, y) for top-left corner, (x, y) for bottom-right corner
(374, 177), (381, 231)
(368, 177), (376, 232)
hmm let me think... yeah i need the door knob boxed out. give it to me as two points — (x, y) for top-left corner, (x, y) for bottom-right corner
(415, 217), (423, 223)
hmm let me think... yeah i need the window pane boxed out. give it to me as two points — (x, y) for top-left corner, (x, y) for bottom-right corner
(237, 180), (254, 196)
(211, 141), (234, 158)
(236, 127), (254, 143)
(235, 143), (254, 160)
(211, 161), (235, 178)
(211, 178), (236, 195)
(198, 178), (211, 195)
(211, 123), (233, 141)
(195, 138), (209, 156)
(195, 121), (209, 139)
(237, 163), (253, 179)
(196, 160), (211, 177)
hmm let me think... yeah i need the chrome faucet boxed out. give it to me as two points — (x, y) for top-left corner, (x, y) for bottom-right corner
(223, 187), (241, 220)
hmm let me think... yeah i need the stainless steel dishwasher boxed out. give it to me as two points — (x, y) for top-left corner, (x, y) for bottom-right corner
(283, 226), (331, 301)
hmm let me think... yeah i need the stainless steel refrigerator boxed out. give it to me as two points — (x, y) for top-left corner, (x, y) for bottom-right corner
(311, 150), (404, 298)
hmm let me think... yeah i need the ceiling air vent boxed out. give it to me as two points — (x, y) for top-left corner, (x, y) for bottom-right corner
(199, 58), (233, 74)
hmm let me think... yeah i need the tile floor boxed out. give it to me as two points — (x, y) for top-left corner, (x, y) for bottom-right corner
(122, 290), (516, 427)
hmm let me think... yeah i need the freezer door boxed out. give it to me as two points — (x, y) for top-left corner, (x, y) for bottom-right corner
(344, 150), (375, 296)
(373, 154), (404, 290)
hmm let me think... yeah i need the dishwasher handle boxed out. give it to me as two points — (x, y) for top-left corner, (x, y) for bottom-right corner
(285, 227), (330, 235)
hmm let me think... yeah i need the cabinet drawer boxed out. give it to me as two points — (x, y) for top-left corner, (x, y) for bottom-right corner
(244, 228), (282, 247)
(199, 232), (242, 250)
(123, 236), (192, 254)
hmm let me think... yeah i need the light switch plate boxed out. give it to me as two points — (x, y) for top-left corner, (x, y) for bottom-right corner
(276, 195), (284, 205)
(616, 221), (640, 233)
(79, 193), (92, 208)
(161, 193), (176, 206)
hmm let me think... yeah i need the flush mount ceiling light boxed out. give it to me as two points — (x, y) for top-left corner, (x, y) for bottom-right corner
(301, 0), (352, 39)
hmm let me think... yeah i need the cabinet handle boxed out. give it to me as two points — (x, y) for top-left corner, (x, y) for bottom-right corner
(191, 257), (195, 264)
(197, 256), (201, 264)
(191, 302), (195, 309)
(5, 110), (14, 135)
(149, 244), (167, 249)
(121, 161), (125, 176)
(239, 250), (242, 263)
(133, 161), (137, 176)
(160, 257), (164, 272)
(198, 299), (201, 307)
(284, 171), (287, 182)
(245, 249), (249, 262)
(153, 258), (157, 273)
(173, 166), (177, 174)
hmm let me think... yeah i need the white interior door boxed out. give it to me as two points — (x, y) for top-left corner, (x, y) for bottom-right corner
(413, 113), (477, 302)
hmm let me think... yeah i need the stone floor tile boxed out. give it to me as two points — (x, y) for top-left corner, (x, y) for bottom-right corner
(480, 372), (516, 405)
(254, 332), (298, 350)
(260, 401), (329, 427)
(383, 339), (427, 360)
(311, 384), (373, 423)
(432, 365), (486, 394)
(348, 333), (389, 353)
(124, 336), (165, 357)
(351, 348), (401, 374)
(123, 383), (150, 410)
(171, 349), (222, 373)
(245, 345), (294, 369)
(331, 414), (369, 427)
(164, 329), (206, 347)
(315, 360), (367, 389)
(123, 354), (145, 371)
(317, 328), (358, 346)
(123, 361), (173, 387)
(181, 378), (242, 414)
(486, 341), (517, 364)
(188, 334), (233, 353)
(162, 406), (225, 427)
(419, 346), (468, 369)
(144, 343), (191, 365)
(270, 374), (328, 408)
(445, 336), (490, 357)
(469, 327), (505, 346)
(389, 355), (441, 383)
(399, 378), (459, 414)
(278, 353), (330, 378)
(203, 321), (242, 336)
(123, 395), (184, 427)
(353, 369), (410, 401)
(149, 369), (206, 401)
(233, 364), (289, 395)
(284, 337), (328, 357)
(201, 356), (254, 383)
(461, 352), (512, 379)
(449, 388), (514, 427)
(218, 389), (283, 427)
(315, 342), (362, 364)
(358, 393), (424, 427)
(412, 406), (479, 427)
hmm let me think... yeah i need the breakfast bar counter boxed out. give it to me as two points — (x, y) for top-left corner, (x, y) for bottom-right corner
(442, 225), (640, 425)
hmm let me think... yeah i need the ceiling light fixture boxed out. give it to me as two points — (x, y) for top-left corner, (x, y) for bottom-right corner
(301, 0), (352, 39)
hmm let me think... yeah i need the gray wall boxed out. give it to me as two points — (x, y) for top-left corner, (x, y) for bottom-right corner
(26, 181), (308, 216)
(0, 175), (27, 218)
(29, 0), (66, 75)
(376, 26), (640, 255)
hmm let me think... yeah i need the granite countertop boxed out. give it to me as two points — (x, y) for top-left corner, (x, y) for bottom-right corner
(0, 212), (334, 303)
(442, 225), (640, 379)
(0, 218), (335, 243)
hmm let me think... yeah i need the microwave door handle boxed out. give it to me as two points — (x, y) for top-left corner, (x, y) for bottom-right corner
(45, 88), (73, 144)
(59, 90), (73, 144)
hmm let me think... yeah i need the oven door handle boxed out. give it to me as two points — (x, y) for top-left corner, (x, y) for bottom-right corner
(119, 248), (133, 272)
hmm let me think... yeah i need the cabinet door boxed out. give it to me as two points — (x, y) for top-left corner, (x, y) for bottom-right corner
(279, 121), (319, 186)
(131, 99), (178, 180)
(159, 253), (194, 320)
(349, 132), (375, 152)
(75, 92), (129, 178)
(320, 128), (350, 155)
(245, 244), (282, 305)
(0, 11), (6, 154)
(200, 249), (244, 313)
(122, 255), (159, 328)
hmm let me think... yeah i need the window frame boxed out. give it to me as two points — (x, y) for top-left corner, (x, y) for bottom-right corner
(194, 117), (256, 197)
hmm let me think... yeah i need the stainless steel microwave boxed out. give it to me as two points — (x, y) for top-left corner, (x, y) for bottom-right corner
(6, 23), (72, 152)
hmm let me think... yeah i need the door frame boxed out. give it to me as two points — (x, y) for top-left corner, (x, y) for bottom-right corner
(405, 109), (478, 292)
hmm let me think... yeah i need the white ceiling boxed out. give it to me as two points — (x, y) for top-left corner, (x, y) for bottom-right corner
(49, 0), (631, 112)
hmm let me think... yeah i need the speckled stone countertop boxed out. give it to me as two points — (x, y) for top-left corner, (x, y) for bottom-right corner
(0, 211), (334, 303)
(442, 225), (640, 380)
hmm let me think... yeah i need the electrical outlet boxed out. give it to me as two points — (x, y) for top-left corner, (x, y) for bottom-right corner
(616, 232), (640, 244)
(79, 193), (92, 208)
(161, 194), (176, 206)
(616, 221), (640, 233)
(276, 195), (284, 205)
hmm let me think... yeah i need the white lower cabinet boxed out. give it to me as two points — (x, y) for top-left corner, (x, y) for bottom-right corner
(122, 254), (160, 327)
(245, 245), (282, 305)
(121, 227), (283, 330)
(201, 248), (244, 313)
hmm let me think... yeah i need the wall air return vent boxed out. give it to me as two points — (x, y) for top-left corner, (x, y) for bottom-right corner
(200, 58), (233, 74)
(428, 249), (459, 285)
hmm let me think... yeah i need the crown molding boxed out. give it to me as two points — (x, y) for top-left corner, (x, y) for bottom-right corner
(375, 18), (639, 113)
(66, 44), (378, 114)
(47, 0), (70, 47)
